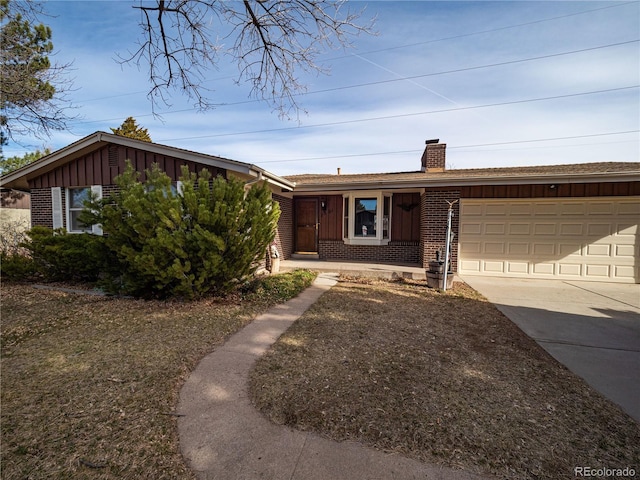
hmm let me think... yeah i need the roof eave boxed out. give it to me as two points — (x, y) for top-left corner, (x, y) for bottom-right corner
(290, 171), (640, 192)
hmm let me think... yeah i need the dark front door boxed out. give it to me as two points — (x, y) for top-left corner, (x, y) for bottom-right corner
(295, 198), (318, 252)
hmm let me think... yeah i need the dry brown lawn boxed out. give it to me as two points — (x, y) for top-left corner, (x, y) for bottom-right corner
(250, 277), (640, 479)
(0, 271), (316, 480)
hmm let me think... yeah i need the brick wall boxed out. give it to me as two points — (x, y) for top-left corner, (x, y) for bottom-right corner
(319, 240), (420, 264)
(273, 194), (293, 260)
(30, 187), (56, 228)
(421, 142), (447, 172)
(420, 189), (460, 270)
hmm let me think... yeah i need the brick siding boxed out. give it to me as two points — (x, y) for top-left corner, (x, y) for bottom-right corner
(420, 189), (460, 270)
(319, 240), (420, 264)
(421, 143), (446, 171)
(30, 187), (57, 228)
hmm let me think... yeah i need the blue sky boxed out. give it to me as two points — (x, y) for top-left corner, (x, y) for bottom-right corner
(4, 0), (639, 176)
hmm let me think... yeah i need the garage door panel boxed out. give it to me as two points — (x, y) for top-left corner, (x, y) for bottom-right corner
(460, 242), (481, 254)
(616, 223), (637, 236)
(559, 243), (582, 256)
(461, 223), (482, 235)
(617, 202), (640, 215)
(484, 243), (505, 254)
(615, 244), (636, 258)
(587, 224), (611, 236)
(534, 203), (558, 215)
(483, 261), (504, 273)
(560, 202), (586, 215)
(560, 223), (584, 235)
(506, 261), (529, 274)
(510, 203), (533, 215)
(534, 223), (556, 235)
(585, 264), (611, 278)
(558, 264), (582, 276)
(586, 244), (611, 257)
(461, 204), (483, 216)
(509, 223), (530, 235)
(532, 263), (555, 275)
(459, 197), (639, 284)
(588, 202), (616, 215)
(509, 243), (530, 255)
(484, 223), (505, 235)
(615, 266), (636, 280)
(533, 243), (556, 255)
(486, 204), (507, 215)
(460, 259), (481, 272)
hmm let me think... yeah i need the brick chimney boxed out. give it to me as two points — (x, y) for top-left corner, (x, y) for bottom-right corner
(420, 139), (446, 172)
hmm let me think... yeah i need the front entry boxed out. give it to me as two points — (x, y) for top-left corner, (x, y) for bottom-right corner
(295, 198), (318, 252)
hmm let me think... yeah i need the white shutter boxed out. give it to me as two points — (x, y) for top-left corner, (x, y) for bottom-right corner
(91, 185), (103, 235)
(51, 187), (63, 229)
(176, 181), (184, 195)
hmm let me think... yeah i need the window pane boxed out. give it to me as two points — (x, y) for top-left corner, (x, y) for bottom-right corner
(70, 187), (90, 208)
(70, 210), (90, 232)
(355, 197), (377, 237)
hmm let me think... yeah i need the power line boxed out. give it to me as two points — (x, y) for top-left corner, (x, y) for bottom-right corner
(315, 40), (639, 96)
(69, 39), (639, 127)
(325, 1), (637, 60)
(257, 131), (639, 164)
(66, 2), (637, 114)
(450, 131), (640, 149)
(158, 86), (639, 142)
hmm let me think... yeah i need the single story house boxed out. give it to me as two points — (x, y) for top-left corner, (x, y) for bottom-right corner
(1, 131), (638, 283)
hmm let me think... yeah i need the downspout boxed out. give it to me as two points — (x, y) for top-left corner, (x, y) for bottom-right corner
(244, 171), (263, 196)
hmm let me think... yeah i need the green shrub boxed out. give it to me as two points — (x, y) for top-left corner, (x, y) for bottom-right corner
(22, 227), (110, 282)
(244, 270), (317, 302)
(0, 252), (37, 280)
(84, 162), (281, 299)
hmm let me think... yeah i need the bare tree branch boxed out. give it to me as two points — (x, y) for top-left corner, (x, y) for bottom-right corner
(120, 0), (374, 117)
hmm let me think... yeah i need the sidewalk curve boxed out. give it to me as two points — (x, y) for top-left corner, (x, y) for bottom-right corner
(178, 273), (488, 480)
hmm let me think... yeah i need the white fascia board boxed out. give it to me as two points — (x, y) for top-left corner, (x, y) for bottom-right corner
(290, 171), (640, 192)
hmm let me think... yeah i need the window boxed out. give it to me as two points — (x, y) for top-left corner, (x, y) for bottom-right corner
(343, 192), (391, 245)
(355, 197), (377, 237)
(68, 187), (92, 233)
(65, 186), (102, 234)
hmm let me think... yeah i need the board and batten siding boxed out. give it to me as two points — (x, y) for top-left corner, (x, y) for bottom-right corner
(28, 144), (227, 189)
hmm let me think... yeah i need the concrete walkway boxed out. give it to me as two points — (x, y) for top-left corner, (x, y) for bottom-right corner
(178, 273), (488, 480)
(462, 276), (640, 423)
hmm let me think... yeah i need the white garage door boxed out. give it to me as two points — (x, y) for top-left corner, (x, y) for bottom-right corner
(458, 197), (639, 283)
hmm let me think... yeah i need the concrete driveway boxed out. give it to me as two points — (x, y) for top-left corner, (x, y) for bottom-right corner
(461, 276), (640, 423)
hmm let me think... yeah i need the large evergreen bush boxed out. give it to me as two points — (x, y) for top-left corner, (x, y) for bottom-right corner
(84, 162), (280, 299)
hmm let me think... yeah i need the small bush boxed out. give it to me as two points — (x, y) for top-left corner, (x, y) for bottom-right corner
(22, 227), (111, 282)
(243, 270), (317, 302)
(0, 252), (37, 280)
